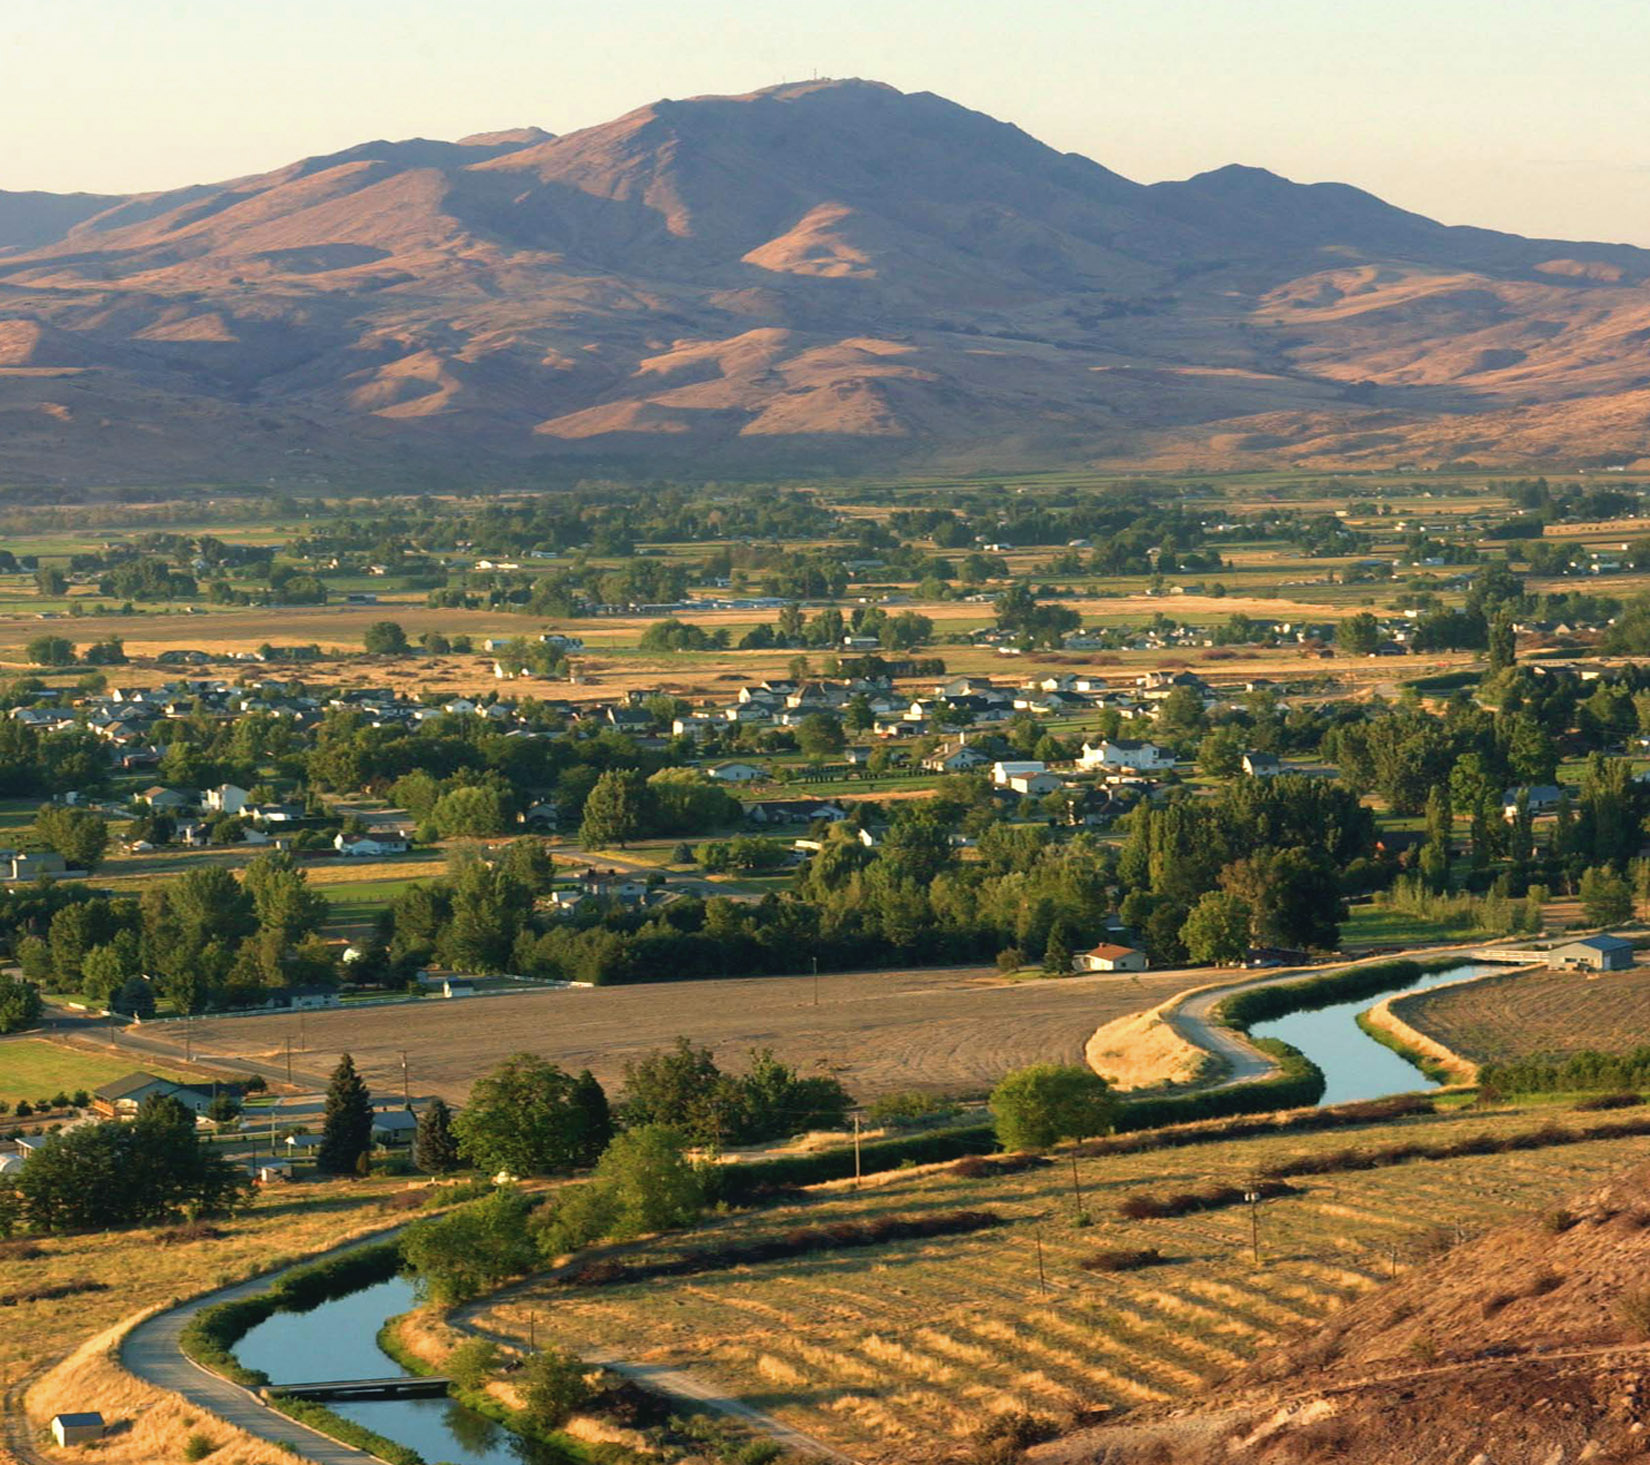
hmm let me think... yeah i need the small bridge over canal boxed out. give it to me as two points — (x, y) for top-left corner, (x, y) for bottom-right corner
(263, 1376), (451, 1401)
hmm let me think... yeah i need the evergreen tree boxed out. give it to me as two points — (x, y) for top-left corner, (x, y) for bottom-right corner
(569, 1069), (614, 1166)
(1041, 922), (1072, 974)
(414, 1096), (461, 1174)
(318, 1053), (374, 1175)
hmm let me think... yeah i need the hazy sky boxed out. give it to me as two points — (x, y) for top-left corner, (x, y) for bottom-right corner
(9, 0), (1650, 244)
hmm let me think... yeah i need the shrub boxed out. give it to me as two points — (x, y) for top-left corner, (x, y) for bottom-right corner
(1079, 1248), (1165, 1273)
(1619, 1287), (1650, 1340)
(1574, 1092), (1643, 1112)
(519, 1346), (591, 1429)
(183, 1433), (217, 1461)
(559, 1210), (1004, 1288)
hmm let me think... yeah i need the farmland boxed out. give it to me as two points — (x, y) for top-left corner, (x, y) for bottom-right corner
(0, 1038), (220, 1109)
(162, 964), (1195, 1104)
(1397, 966), (1650, 1065)
(472, 1100), (1650, 1464)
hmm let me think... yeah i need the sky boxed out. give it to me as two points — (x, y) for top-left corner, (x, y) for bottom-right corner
(7, 0), (1650, 244)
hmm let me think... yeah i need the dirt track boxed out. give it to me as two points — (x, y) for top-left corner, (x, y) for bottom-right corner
(171, 965), (1195, 1103)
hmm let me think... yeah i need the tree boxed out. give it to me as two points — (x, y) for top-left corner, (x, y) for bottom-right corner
(452, 1053), (582, 1177)
(25, 635), (75, 667)
(796, 712), (847, 758)
(0, 980), (42, 1034)
(16, 1098), (247, 1229)
(318, 1053), (374, 1175)
(1336, 613), (1381, 656)
(519, 1347), (593, 1430)
(1180, 891), (1252, 966)
(1042, 922), (1072, 974)
(429, 785), (507, 838)
(34, 805), (108, 870)
(588, 1124), (703, 1238)
(362, 621), (410, 655)
(400, 1186), (538, 1303)
(989, 1064), (1117, 1151)
(620, 1037), (737, 1145)
(114, 974), (155, 1020)
(569, 1069), (614, 1167)
(1197, 726), (1246, 779)
(414, 1096), (461, 1174)
(578, 769), (646, 849)
(1580, 865), (1634, 927)
(1219, 846), (1345, 951)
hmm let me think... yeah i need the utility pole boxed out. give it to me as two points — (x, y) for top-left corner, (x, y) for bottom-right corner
(1035, 1227), (1048, 1294)
(285, 1036), (293, 1086)
(400, 1050), (410, 1107)
(185, 1015), (193, 1063)
(1070, 1156), (1085, 1222)
(812, 956), (819, 1008)
(852, 1113), (862, 1189)
(299, 1013), (306, 1052)
(1245, 1189), (1261, 1266)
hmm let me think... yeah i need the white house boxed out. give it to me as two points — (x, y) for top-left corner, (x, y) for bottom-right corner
(334, 833), (411, 857)
(1241, 753), (1281, 778)
(707, 761), (766, 783)
(1009, 771), (1064, 797)
(1078, 739), (1174, 773)
(1074, 943), (1149, 973)
(203, 783), (251, 815)
(992, 760), (1046, 787)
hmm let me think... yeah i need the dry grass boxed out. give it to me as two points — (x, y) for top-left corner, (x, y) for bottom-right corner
(470, 1101), (1650, 1464)
(0, 1175), (423, 1391)
(26, 1316), (311, 1465)
(1084, 1002), (1214, 1092)
(172, 964), (1196, 1104)
(1398, 966), (1650, 1066)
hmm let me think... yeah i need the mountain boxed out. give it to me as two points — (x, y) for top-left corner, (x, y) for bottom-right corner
(5, 78), (1650, 485)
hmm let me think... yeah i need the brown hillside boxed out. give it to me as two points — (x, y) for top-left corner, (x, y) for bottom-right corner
(5, 78), (1650, 484)
(1036, 1161), (1650, 1465)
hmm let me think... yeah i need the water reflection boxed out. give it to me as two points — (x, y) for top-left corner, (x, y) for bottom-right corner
(1249, 962), (1502, 1107)
(235, 1272), (573, 1464)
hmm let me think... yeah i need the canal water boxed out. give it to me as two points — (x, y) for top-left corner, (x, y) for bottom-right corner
(236, 1273), (566, 1465)
(1247, 961), (1505, 1108)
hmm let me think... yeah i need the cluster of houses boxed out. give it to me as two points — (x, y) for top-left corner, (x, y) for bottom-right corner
(0, 1069), (442, 1186)
(674, 669), (1279, 745)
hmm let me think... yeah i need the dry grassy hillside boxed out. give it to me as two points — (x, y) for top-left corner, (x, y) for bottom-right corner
(1040, 1160), (1650, 1465)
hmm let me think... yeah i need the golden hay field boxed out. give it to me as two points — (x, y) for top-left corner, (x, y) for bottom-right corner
(476, 1103), (1650, 1464)
(0, 1176), (422, 1392)
(1397, 966), (1650, 1066)
(173, 965), (1196, 1104)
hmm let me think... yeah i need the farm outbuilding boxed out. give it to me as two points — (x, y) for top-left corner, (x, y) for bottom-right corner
(1548, 935), (1635, 972)
(1075, 943), (1149, 973)
(52, 1413), (104, 1446)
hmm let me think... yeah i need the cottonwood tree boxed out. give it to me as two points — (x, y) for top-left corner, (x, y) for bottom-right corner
(34, 805), (108, 870)
(989, 1063), (1117, 1151)
(452, 1053), (596, 1176)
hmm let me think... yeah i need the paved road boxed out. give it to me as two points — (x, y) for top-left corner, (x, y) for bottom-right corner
(119, 1229), (412, 1465)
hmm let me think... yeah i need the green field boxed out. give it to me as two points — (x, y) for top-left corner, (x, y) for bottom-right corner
(1342, 902), (1484, 948)
(0, 1038), (197, 1107)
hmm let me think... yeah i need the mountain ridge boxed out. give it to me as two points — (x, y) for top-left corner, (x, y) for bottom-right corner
(3, 77), (1649, 485)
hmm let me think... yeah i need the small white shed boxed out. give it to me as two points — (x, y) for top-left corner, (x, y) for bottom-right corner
(52, 1413), (104, 1446)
